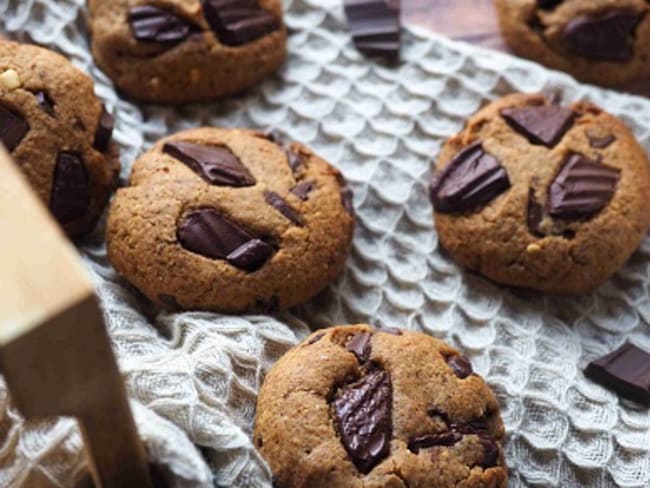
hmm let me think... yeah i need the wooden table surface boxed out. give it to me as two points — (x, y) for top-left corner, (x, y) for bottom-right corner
(402, 0), (649, 97)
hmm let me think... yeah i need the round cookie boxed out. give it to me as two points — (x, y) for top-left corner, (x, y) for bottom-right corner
(430, 92), (650, 295)
(86, 0), (287, 104)
(494, 0), (650, 87)
(0, 40), (119, 237)
(107, 128), (355, 313)
(254, 324), (507, 488)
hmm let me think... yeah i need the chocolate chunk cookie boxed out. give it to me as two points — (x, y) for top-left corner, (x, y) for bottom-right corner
(107, 128), (355, 313)
(494, 0), (650, 86)
(87, 0), (287, 104)
(430, 93), (650, 295)
(254, 324), (507, 488)
(0, 40), (119, 236)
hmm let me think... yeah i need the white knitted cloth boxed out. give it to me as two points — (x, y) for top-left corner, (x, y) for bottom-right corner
(0, 0), (648, 487)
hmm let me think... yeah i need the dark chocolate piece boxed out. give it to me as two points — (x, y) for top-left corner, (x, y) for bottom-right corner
(446, 355), (473, 379)
(501, 104), (575, 148)
(201, 0), (280, 46)
(164, 141), (256, 187)
(128, 5), (199, 45)
(290, 181), (315, 201)
(285, 146), (307, 172)
(537, 0), (563, 10)
(381, 327), (403, 335)
(563, 10), (639, 62)
(548, 153), (620, 220)
(588, 134), (616, 149)
(0, 105), (29, 151)
(408, 431), (462, 453)
(50, 152), (89, 225)
(333, 368), (392, 474)
(177, 208), (273, 271)
(35, 91), (55, 117)
(264, 191), (303, 226)
(431, 142), (510, 214)
(307, 332), (326, 345)
(585, 342), (650, 405)
(93, 105), (114, 152)
(344, 0), (401, 60)
(347, 332), (372, 362)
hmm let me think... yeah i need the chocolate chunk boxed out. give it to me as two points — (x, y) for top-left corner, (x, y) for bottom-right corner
(341, 186), (355, 215)
(344, 0), (401, 60)
(177, 209), (273, 271)
(501, 104), (575, 148)
(408, 431), (462, 453)
(347, 332), (372, 362)
(446, 355), (473, 379)
(264, 191), (304, 226)
(290, 181), (315, 201)
(585, 342), (650, 405)
(564, 10), (639, 62)
(164, 141), (256, 187)
(129, 5), (199, 45)
(93, 105), (114, 152)
(548, 153), (620, 220)
(478, 436), (500, 468)
(307, 332), (326, 345)
(451, 417), (490, 435)
(431, 142), (510, 214)
(35, 91), (55, 117)
(537, 0), (563, 10)
(285, 146), (307, 172)
(334, 368), (392, 474)
(588, 134), (616, 149)
(226, 239), (274, 272)
(0, 105), (29, 151)
(201, 0), (280, 46)
(527, 188), (544, 236)
(50, 152), (89, 225)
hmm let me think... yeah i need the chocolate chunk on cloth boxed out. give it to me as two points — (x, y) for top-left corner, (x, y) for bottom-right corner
(177, 208), (273, 271)
(164, 141), (256, 186)
(201, 0), (281, 46)
(344, 0), (401, 60)
(563, 10), (640, 62)
(501, 104), (575, 148)
(0, 105), (29, 151)
(548, 153), (620, 220)
(585, 342), (650, 405)
(333, 368), (392, 474)
(431, 142), (510, 213)
(128, 5), (199, 45)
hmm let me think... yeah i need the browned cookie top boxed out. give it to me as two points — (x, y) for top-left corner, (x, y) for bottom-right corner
(86, 0), (287, 104)
(430, 92), (650, 295)
(254, 324), (507, 488)
(494, 0), (650, 86)
(107, 127), (355, 313)
(0, 40), (119, 237)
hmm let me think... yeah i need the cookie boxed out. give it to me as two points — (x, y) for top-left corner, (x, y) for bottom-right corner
(494, 0), (650, 86)
(430, 93), (650, 295)
(254, 324), (507, 488)
(86, 0), (287, 104)
(0, 40), (119, 237)
(107, 128), (355, 313)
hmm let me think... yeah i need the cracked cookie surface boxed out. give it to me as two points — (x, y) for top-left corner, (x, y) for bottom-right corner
(430, 92), (650, 295)
(86, 0), (287, 104)
(0, 40), (119, 237)
(254, 324), (507, 488)
(107, 127), (355, 313)
(494, 0), (650, 86)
